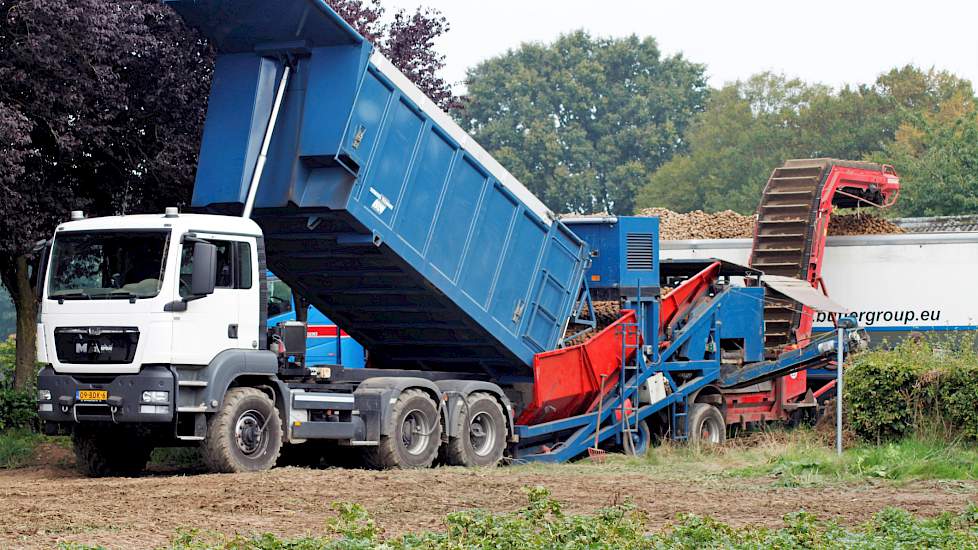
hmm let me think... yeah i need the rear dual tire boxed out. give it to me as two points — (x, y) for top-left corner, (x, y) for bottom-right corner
(364, 389), (443, 469)
(444, 392), (507, 467)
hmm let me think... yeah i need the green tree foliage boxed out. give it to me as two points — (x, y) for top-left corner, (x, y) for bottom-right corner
(638, 67), (973, 214)
(461, 31), (709, 215)
(877, 93), (978, 216)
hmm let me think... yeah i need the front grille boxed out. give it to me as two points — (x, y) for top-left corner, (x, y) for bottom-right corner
(54, 327), (139, 364)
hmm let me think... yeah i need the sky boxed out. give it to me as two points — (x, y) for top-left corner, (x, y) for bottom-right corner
(384, 0), (978, 92)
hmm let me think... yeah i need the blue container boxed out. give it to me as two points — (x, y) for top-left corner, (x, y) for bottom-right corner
(564, 217), (661, 294)
(170, 0), (589, 375)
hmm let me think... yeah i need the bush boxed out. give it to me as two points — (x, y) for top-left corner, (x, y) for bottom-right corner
(845, 336), (978, 442)
(0, 336), (37, 431)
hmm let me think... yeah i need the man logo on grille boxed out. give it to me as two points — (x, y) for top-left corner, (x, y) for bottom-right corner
(76, 341), (114, 354)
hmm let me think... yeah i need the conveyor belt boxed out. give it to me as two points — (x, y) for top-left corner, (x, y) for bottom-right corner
(749, 159), (896, 357)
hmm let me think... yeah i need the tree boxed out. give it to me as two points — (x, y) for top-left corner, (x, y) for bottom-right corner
(638, 66), (973, 214)
(878, 91), (978, 216)
(461, 31), (708, 215)
(0, 0), (456, 388)
(639, 74), (827, 213)
(327, 0), (458, 110)
(0, 0), (214, 388)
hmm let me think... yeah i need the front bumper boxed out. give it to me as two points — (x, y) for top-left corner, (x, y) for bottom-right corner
(37, 366), (175, 424)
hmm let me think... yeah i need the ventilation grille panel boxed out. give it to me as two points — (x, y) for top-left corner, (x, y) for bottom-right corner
(626, 233), (654, 271)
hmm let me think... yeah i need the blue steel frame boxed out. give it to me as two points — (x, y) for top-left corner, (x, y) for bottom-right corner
(513, 287), (855, 463)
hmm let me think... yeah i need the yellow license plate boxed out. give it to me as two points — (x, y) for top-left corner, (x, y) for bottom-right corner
(77, 390), (108, 402)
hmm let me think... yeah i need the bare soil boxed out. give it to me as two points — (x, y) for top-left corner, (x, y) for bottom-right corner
(1, 453), (975, 550)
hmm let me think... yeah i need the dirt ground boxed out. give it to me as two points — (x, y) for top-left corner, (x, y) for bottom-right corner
(2, 448), (976, 550)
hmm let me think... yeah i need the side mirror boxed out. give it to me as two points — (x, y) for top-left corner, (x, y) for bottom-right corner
(190, 242), (217, 297)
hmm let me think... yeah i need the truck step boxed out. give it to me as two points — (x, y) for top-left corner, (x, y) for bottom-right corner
(292, 392), (356, 411)
(292, 420), (357, 440)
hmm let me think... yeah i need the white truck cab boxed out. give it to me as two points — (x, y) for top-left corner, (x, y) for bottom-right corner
(35, 209), (292, 476)
(39, 210), (263, 373)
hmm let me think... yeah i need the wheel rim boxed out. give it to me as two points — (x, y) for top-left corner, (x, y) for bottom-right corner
(235, 409), (268, 457)
(468, 411), (496, 457)
(699, 416), (722, 444)
(401, 409), (430, 455)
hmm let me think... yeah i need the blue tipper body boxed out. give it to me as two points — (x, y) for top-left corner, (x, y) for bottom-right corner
(168, 0), (589, 377)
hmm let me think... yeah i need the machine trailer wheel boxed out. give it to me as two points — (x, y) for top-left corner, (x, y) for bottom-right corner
(73, 425), (152, 478)
(365, 389), (442, 469)
(444, 392), (507, 467)
(623, 419), (652, 456)
(202, 387), (283, 473)
(688, 403), (726, 446)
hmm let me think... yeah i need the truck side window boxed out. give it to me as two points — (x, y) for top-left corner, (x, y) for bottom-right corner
(215, 242), (233, 288)
(179, 239), (235, 297)
(237, 242), (253, 289)
(267, 279), (294, 316)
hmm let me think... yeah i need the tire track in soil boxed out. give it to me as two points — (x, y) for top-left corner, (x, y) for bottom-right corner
(0, 464), (974, 549)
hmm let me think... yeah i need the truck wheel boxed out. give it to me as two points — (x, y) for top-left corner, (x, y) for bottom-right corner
(73, 426), (152, 478)
(444, 392), (507, 467)
(202, 387), (282, 473)
(687, 403), (726, 446)
(365, 389), (441, 469)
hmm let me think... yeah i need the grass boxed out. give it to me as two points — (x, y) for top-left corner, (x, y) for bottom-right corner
(58, 488), (978, 549)
(723, 432), (978, 486)
(0, 429), (50, 469)
(7, 425), (976, 489)
(504, 428), (978, 487)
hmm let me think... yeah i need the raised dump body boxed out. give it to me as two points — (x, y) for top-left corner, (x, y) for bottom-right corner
(169, 0), (588, 376)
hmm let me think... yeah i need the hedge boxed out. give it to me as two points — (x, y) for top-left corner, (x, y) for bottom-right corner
(845, 336), (978, 443)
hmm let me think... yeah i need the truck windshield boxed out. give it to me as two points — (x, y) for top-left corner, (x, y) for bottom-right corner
(47, 231), (171, 300)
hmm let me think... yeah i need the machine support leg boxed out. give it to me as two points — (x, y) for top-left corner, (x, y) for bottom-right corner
(836, 326), (844, 455)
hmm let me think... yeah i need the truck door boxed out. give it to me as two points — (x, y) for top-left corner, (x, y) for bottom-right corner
(171, 233), (254, 365)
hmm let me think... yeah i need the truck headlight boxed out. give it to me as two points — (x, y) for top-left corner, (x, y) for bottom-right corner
(139, 405), (170, 415)
(37, 390), (52, 402)
(141, 391), (169, 404)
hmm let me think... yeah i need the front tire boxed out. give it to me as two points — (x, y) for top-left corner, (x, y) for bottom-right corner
(202, 388), (283, 473)
(73, 425), (152, 478)
(687, 403), (726, 446)
(364, 389), (442, 469)
(444, 392), (507, 467)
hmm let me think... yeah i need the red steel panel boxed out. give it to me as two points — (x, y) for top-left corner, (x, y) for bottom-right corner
(517, 310), (639, 425)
